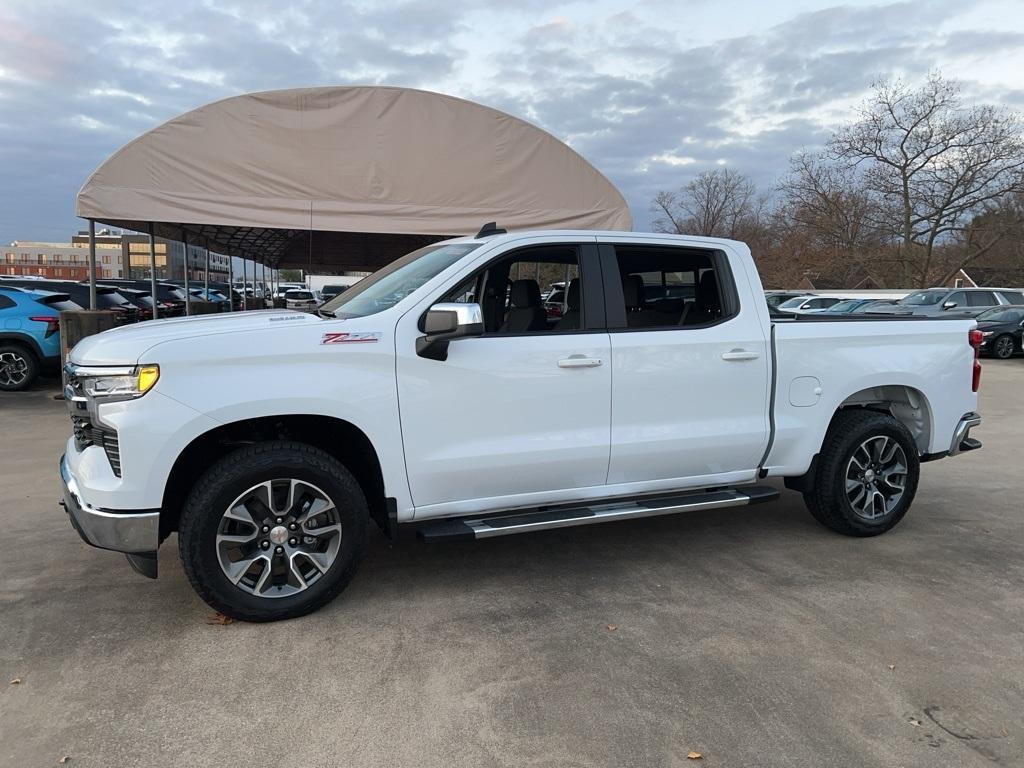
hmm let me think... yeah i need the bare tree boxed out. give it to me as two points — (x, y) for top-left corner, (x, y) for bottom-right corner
(652, 169), (758, 238)
(830, 73), (1024, 286)
(780, 152), (883, 253)
(777, 152), (891, 286)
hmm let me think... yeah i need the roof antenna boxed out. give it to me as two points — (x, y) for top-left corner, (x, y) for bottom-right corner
(475, 221), (507, 238)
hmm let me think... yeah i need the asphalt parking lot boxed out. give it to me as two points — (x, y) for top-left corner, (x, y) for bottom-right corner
(1, 362), (1022, 768)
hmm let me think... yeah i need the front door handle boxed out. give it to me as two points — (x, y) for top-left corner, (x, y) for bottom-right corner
(721, 349), (760, 361)
(558, 356), (603, 368)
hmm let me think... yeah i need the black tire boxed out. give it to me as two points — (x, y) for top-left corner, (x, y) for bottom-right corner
(0, 343), (39, 392)
(992, 334), (1015, 360)
(178, 441), (368, 622)
(802, 409), (920, 537)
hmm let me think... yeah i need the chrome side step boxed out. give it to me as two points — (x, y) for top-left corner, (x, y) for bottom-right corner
(417, 485), (779, 542)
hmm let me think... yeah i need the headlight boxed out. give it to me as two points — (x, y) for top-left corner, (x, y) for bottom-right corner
(981, 331), (994, 337)
(72, 365), (160, 401)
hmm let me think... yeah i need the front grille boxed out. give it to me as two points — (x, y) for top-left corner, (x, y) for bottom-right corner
(70, 413), (122, 477)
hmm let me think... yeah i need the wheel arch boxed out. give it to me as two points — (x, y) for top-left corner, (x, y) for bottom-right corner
(160, 414), (389, 542)
(0, 332), (44, 362)
(835, 384), (933, 455)
(785, 387), (929, 494)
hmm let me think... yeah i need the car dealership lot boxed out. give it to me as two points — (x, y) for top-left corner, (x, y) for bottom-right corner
(1, 364), (1022, 768)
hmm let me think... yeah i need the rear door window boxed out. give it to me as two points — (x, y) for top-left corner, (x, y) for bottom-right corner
(997, 290), (1024, 305)
(967, 291), (997, 307)
(606, 245), (737, 329)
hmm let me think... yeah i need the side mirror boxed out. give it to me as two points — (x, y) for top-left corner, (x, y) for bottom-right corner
(943, 301), (958, 310)
(416, 302), (484, 361)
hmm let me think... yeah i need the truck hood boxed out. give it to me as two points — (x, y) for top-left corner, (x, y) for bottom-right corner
(69, 310), (321, 365)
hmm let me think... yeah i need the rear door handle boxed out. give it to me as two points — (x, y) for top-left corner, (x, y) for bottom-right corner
(721, 349), (760, 361)
(558, 356), (603, 368)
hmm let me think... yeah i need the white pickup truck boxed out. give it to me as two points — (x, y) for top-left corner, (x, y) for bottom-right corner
(60, 228), (983, 621)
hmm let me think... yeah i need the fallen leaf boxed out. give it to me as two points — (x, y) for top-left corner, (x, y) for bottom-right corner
(909, 718), (921, 727)
(606, 624), (618, 632)
(687, 751), (703, 760)
(888, 664), (896, 671)
(205, 613), (234, 626)
(9, 677), (21, 685)
(58, 757), (71, 764)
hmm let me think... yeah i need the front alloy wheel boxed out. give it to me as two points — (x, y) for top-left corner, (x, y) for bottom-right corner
(216, 479), (342, 597)
(179, 441), (369, 622)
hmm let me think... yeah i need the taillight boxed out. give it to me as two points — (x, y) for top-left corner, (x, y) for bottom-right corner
(29, 315), (60, 339)
(969, 329), (983, 392)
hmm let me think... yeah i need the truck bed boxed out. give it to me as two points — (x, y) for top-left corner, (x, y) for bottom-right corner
(762, 314), (978, 477)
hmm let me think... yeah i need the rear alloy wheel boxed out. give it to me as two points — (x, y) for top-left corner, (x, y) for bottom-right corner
(992, 334), (1015, 359)
(0, 345), (38, 392)
(803, 410), (920, 537)
(179, 441), (368, 622)
(844, 436), (908, 521)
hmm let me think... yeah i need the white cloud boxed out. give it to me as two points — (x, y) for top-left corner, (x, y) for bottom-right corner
(0, 0), (1021, 241)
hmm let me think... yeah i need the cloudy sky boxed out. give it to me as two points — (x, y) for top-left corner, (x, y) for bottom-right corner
(1, 0), (1022, 244)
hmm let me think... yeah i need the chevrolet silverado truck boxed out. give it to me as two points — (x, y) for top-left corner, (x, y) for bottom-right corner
(60, 228), (983, 621)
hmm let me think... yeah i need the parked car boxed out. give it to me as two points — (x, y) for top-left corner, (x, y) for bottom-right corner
(808, 298), (880, 314)
(0, 286), (79, 390)
(775, 295), (845, 313)
(93, 279), (188, 317)
(59, 228), (985, 621)
(765, 291), (811, 309)
(283, 288), (320, 311)
(320, 284), (348, 302)
(974, 305), (1024, 359)
(273, 283), (306, 299)
(895, 287), (1024, 317)
(542, 285), (568, 318)
(1, 279), (140, 324)
(189, 287), (230, 307)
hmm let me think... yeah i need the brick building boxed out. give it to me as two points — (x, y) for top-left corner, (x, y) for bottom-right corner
(2, 230), (229, 281)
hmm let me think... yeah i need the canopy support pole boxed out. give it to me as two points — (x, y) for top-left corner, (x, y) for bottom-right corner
(87, 219), (97, 310)
(182, 230), (191, 316)
(204, 245), (210, 298)
(228, 255), (235, 312)
(148, 223), (158, 320)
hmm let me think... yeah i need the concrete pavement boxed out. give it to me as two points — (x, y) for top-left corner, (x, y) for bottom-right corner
(1, 362), (1022, 767)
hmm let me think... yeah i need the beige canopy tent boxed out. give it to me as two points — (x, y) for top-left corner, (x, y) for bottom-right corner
(76, 86), (631, 278)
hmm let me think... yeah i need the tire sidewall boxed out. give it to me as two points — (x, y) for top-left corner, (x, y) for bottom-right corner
(0, 344), (38, 391)
(823, 416), (920, 534)
(180, 445), (367, 620)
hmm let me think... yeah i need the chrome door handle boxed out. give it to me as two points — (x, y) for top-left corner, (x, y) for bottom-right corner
(558, 356), (603, 368)
(721, 349), (760, 361)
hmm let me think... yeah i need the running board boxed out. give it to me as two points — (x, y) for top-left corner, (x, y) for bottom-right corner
(417, 486), (779, 542)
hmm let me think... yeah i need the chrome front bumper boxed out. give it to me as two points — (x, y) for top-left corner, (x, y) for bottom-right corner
(59, 454), (159, 554)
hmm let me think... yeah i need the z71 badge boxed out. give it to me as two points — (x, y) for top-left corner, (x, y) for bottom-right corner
(321, 332), (381, 345)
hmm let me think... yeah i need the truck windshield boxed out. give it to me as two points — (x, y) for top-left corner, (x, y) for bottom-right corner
(319, 242), (482, 319)
(900, 291), (944, 306)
